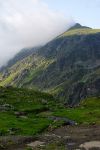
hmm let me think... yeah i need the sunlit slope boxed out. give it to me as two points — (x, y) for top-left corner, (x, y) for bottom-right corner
(59, 28), (100, 38)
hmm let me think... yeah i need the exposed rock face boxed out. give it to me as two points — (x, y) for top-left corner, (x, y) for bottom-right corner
(68, 78), (100, 105)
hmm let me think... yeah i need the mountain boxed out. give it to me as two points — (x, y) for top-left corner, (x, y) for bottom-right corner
(0, 47), (39, 71)
(0, 23), (100, 105)
(67, 23), (91, 31)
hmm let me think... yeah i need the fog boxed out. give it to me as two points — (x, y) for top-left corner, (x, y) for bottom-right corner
(0, 0), (74, 67)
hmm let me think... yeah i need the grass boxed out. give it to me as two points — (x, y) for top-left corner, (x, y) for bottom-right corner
(0, 72), (18, 86)
(59, 28), (100, 38)
(53, 97), (100, 124)
(0, 87), (100, 136)
(22, 58), (55, 86)
(0, 112), (51, 135)
(0, 87), (55, 135)
(0, 54), (55, 88)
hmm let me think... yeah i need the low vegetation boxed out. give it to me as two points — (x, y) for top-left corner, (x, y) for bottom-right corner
(59, 28), (100, 37)
(0, 87), (55, 135)
(53, 97), (100, 124)
(0, 87), (100, 136)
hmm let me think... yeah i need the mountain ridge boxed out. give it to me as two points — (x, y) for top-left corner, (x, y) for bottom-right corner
(0, 23), (100, 105)
(68, 23), (91, 31)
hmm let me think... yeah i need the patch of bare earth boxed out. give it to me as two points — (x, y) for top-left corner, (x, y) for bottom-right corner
(1, 125), (100, 149)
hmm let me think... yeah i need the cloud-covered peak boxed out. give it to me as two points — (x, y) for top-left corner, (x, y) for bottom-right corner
(0, 0), (74, 66)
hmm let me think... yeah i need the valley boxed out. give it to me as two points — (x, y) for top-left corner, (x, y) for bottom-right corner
(0, 23), (100, 150)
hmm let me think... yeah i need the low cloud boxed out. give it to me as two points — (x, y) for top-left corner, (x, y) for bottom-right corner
(0, 0), (74, 66)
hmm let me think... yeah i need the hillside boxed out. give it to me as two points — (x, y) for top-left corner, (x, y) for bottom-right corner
(0, 23), (100, 105)
(0, 47), (39, 71)
(0, 87), (100, 149)
(0, 87), (55, 136)
(0, 87), (100, 136)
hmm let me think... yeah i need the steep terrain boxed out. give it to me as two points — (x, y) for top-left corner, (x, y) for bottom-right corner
(0, 47), (39, 71)
(0, 23), (100, 105)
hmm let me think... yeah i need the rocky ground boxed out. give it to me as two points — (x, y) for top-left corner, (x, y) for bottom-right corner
(0, 125), (100, 150)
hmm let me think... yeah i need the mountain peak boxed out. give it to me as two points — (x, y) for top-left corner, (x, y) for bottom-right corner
(68, 23), (91, 31)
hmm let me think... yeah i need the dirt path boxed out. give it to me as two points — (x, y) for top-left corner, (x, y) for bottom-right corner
(49, 125), (100, 149)
(0, 125), (100, 150)
(33, 125), (100, 150)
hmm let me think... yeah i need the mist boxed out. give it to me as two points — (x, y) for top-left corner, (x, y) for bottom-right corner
(0, 0), (74, 67)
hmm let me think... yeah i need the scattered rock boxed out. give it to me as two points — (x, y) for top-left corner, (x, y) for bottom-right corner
(27, 141), (45, 148)
(20, 116), (28, 119)
(49, 116), (77, 126)
(8, 128), (21, 135)
(67, 142), (75, 146)
(0, 104), (14, 111)
(14, 111), (27, 118)
(44, 134), (61, 139)
(63, 136), (71, 139)
(80, 141), (100, 150)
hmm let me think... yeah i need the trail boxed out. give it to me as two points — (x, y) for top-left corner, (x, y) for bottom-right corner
(1, 125), (99, 150)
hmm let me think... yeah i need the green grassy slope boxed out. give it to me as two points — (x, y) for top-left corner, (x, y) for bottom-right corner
(0, 54), (55, 88)
(59, 28), (100, 37)
(0, 87), (55, 135)
(54, 97), (100, 124)
(0, 87), (100, 137)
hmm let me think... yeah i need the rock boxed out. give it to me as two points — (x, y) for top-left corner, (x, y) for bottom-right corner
(49, 116), (77, 126)
(14, 111), (27, 118)
(0, 104), (14, 111)
(20, 116), (28, 119)
(27, 141), (45, 148)
(80, 141), (100, 150)
(8, 128), (21, 135)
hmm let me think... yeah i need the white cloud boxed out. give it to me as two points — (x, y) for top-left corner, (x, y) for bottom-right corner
(0, 0), (74, 67)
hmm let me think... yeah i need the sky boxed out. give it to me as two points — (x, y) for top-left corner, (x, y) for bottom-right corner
(44, 0), (100, 28)
(0, 0), (100, 67)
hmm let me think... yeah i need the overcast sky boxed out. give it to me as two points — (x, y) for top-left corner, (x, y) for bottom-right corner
(0, 0), (100, 67)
